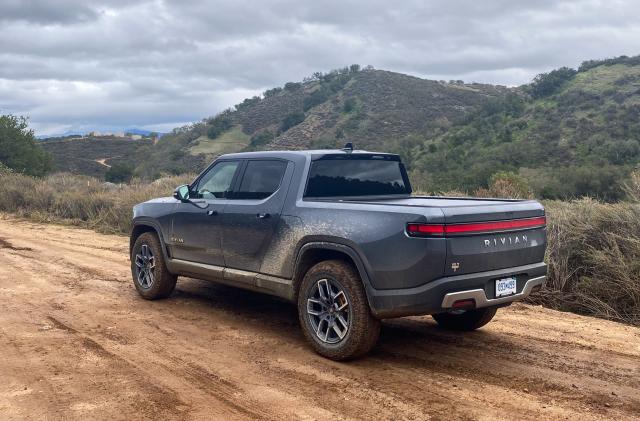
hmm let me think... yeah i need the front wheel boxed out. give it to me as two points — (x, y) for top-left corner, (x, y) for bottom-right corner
(131, 232), (177, 299)
(432, 307), (497, 331)
(298, 260), (380, 360)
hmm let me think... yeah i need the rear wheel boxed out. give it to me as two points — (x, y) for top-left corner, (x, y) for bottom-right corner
(432, 307), (497, 331)
(131, 232), (177, 300)
(298, 260), (380, 360)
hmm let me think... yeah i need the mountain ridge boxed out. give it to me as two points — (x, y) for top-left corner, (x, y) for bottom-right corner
(41, 56), (640, 200)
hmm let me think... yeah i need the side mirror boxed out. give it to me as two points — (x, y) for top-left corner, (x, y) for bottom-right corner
(173, 185), (190, 202)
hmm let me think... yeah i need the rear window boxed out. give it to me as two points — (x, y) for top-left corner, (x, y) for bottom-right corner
(304, 155), (411, 198)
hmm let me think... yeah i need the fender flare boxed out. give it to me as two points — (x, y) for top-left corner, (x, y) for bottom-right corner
(130, 218), (171, 262)
(294, 241), (377, 309)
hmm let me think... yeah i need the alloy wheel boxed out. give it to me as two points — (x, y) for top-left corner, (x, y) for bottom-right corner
(134, 243), (155, 289)
(306, 278), (351, 344)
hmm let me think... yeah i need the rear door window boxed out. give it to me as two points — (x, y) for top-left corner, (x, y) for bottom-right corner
(234, 160), (287, 200)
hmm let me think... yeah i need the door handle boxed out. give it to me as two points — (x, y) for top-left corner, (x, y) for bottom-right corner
(207, 210), (218, 216)
(257, 213), (270, 219)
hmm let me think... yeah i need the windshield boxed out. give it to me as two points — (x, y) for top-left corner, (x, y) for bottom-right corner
(304, 155), (411, 198)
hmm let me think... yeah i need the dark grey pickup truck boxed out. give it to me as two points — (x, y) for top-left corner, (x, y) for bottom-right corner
(130, 147), (547, 360)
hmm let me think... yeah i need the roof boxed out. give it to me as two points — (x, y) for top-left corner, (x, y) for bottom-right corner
(219, 149), (398, 160)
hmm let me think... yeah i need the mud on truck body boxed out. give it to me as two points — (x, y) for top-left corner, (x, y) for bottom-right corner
(130, 147), (546, 360)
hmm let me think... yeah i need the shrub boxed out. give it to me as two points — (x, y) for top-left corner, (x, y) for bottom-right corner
(284, 82), (302, 92)
(250, 130), (274, 147)
(234, 96), (261, 111)
(0, 172), (639, 326)
(0, 162), (12, 175)
(280, 112), (305, 132)
(343, 98), (357, 113)
(535, 199), (640, 325)
(477, 171), (533, 199)
(0, 173), (193, 234)
(303, 90), (330, 111)
(263, 87), (282, 97)
(528, 67), (577, 99)
(623, 169), (640, 202)
(105, 163), (134, 183)
(206, 117), (233, 139)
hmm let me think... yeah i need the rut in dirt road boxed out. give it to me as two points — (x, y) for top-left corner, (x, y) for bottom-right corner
(0, 215), (639, 420)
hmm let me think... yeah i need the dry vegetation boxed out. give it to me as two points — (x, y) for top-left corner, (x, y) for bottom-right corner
(538, 199), (640, 325)
(0, 169), (192, 234)
(0, 168), (638, 326)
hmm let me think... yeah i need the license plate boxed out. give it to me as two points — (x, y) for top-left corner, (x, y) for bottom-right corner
(495, 277), (517, 297)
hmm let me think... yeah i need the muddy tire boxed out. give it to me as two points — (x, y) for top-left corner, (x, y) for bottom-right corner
(298, 260), (380, 360)
(131, 232), (177, 300)
(432, 307), (497, 331)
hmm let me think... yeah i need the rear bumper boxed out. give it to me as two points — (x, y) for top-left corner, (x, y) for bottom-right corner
(367, 262), (547, 319)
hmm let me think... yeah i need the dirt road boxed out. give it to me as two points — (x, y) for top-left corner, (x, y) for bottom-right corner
(0, 216), (638, 420)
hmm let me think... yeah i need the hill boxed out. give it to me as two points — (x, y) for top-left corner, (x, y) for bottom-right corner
(138, 57), (640, 200)
(38, 56), (640, 199)
(41, 136), (153, 178)
(135, 66), (508, 178)
(407, 55), (640, 201)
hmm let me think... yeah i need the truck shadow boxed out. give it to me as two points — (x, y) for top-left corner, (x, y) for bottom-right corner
(165, 280), (631, 414)
(172, 278), (511, 359)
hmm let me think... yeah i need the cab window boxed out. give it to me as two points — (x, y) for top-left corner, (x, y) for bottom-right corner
(233, 160), (287, 200)
(194, 161), (240, 199)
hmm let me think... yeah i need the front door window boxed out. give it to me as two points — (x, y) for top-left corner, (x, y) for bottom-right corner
(194, 161), (240, 199)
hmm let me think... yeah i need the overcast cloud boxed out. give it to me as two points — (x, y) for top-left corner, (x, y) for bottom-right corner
(0, 0), (639, 135)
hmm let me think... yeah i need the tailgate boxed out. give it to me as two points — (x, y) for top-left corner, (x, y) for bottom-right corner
(441, 200), (546, 276)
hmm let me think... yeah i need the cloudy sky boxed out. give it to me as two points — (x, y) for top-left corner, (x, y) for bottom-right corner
(1, 0), (639, 136)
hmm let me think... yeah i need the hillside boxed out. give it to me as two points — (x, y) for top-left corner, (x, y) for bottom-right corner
(137, 57), (640, 200)
(38, 56), (640, 199)
(407, 56), (640, 200)
(41, 136), (153, 178)
(135, 66), (508, 178)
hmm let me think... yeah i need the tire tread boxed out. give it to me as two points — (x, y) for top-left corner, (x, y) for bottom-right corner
(297, 260), (380, 360)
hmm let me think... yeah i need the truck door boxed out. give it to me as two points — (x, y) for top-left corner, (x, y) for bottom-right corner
(221, 159), (291, 273)
(170, 160), (241, 266)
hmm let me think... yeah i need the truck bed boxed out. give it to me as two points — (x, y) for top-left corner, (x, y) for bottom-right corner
(320, 195), (545, 223)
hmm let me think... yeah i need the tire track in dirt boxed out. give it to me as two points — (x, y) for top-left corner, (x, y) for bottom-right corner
(1, 215), (639, 421)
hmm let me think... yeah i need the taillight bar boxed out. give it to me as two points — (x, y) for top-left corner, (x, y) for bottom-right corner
(407, 216), (546, 237)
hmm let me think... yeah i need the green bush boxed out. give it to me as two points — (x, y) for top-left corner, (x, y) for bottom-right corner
(343, 98), (357, 113)
(250, 130), (274, 147)
(263, 87), (282, 97)
(528, 67), (577, 98)
(280, 112), (305, 132)
(206, 117), (233, 139)
(283, 82), (301, 92)
(105, 163), (134, 183)
(474, 171), (533, 199)
(303, 90), (330, 111)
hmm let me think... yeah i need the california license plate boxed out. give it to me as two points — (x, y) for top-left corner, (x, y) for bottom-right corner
(495, 277), (517, 297)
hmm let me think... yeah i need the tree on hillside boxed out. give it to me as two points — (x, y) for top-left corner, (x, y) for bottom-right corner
(207, 116), (233, 139)
(528, 67), (577, 98)
(280, 112), (305, 132)
(0, 114), (51, 176)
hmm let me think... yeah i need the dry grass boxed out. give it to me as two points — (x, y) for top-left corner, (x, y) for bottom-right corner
(0, 172), (193, 234)
(1, 171), (638, 325)
(537, 199), (640, 325)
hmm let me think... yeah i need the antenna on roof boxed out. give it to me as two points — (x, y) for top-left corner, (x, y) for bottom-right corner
(342, 142), (353, 153)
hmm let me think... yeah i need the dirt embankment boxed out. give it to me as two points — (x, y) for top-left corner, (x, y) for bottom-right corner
(0, 216), (638, 420)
